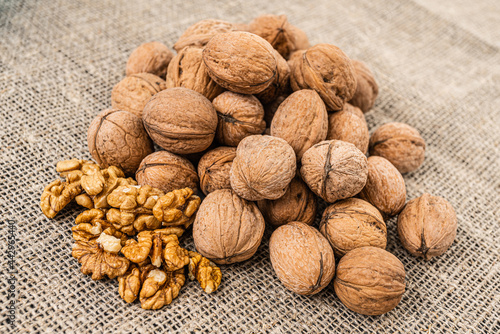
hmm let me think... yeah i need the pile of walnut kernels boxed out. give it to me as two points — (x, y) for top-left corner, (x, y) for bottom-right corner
(40, 15), (458, 315)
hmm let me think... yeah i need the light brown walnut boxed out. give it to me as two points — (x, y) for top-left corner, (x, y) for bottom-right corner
(118, 266), (141, 303)
(173, 19), (236, 52)
(126, 42), (173, 78)
(40, 179), (82, 219)
(348, 60), (379, 113)
(139, 268), (185, 310)
(197, 146), (236, 195)
(327, 103), (369, 154)
(249, 14), (296, 59)
(152, 188), (201, 228)
(188, 251), (222, 293)
(255, 50), (290, 105)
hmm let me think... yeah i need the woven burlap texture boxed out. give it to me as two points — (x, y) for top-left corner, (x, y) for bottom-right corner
(1, 0), (499, 333)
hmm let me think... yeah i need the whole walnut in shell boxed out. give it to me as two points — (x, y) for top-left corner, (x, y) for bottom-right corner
(198, 146), (236, 195)
(263, 95), (287, 127)
(348, 60), (379, 113)
(203, 32), (277, 94)
(270, 89), (328, 160)
(257, 177), (316, 227)
(255, 50), (290, 105)
(87, 109), (153, 176)
(327, 103), (369, 154)
(173, 19), (236, 52)
(369, 122), (426, 174)
(289, 44), (356, 111)
(359, 156), (406, 217)
(230, 135), (296, 201)
(136, 151), (199, 193)
(269, 221), (335, 295)
(166, 46), (224, 101)
(289, 25), (310, 53)
(397, 193), (457, 260)
(126, 42), (173, 78)
(142, 88), (218, 154)
(193, 189), (265, 264)
(319, 198), (386, 257)
(334, 247), (406, 315)
(111, 73), (166, 118)
(300, 140), (368, 203)
(213, 91), (266, 146)
(249, 14), (296, 59)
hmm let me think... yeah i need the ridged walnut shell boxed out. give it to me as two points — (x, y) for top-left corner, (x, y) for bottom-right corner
(87, 109), (153, 176)
(255, 49), (291, 105)
(334, 247), (406, 315)
(271, 89), (328, 160)
(359, 156), (406, 217)
(257, 177), (317, 227)
(300, 140), (368, 203)
(213, 91), (266, 147)
(319, 198), (386, 257)
(165, 46), (224, 101)
(126, 42), (173, 78)
(327, 103), (369, 154)
(198, 146), (236, 195)
(173, 19), (236, 52)
(135, 151), (199, 193)
(248, 14), (296, 58)
(290, 44), (356, 111)
(193, 189), (265, 264)
(348, 60), (379, 113)
(230, 135), (296, 201)
(142, 88), (217, 154)
(397, 193), (457, 260)
(369, 122), (426, 174)
(202, 32), (277, 94)
(269, 221), (335, 295)
(111, 73), (166, 118)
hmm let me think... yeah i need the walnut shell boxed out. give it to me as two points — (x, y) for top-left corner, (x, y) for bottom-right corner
(135, 151), (199, 193)
(165, 46), (224, 101)
(230, 135), (296, 201)
(87, 109), (153, 175)
(263, 95), (287, 127)
(255, 50), (291, 105)
(289, 25), (310, 52)
(198, 146), (236, 195)
(334, 247), (406, 315)
(397, 193), (457, 260)
(126, 42), (173, 78)
(142, 88), (217, 154)
(193, 189), (265, 264)
(359, 156), (406, 217)
(300, 140), (368, 203)
(326, 103), (369, 154)
(213, 91), (266, 146)
(173, 19), (236, 52)
(248, 14), (296, 58)
(348, 60), (379, 113)
(202, 32), (277, 94)
(269, 221), (335, 295)
(111, 73), (166, 118)
(289, 44), (356, 111)
(271, 89), (328, 160)
(257, 177), (317, 227)
(319, 198), (386, 257)
(369, 122), (426, 174)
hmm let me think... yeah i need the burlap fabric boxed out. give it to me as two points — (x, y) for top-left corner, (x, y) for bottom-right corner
(1, 0), (499, 332)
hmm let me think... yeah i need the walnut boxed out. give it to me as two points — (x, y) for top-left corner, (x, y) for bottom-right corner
(257, 177), (317, 227)
(213, 91), (266, 147)
(40, 179), (82, 218)
(255, 50), (290, 105)
(193, 189), (265, 264)
(142, 88), (218, 154)
(369, 122), (426, 174)
(152, 188), (201, 228)
(289, 44), (357, 111)
(126, 42), (173, 78)
(249, 14), (296, 59)
(198, 146), (236, 195)
(166, 46), (224, 101)
(136, 151), (199, 193)
(139, 268), (185, 310)
(173, 19), (236, 52)
(263, 94), (287, 127)
(334, 247), (406, 315)
(121, 231), (154, 263)
(359, 156), (406, 217)
(301, 140), (368, 203)
(288, 25), (310, 53)
(118, 266), (141, 303)
(326, 103), (369, 154)
(230, 135), (296, 201)
(72, 209), (127, 244)
(188, 251), (222, 293)
(319, 198), (386, 257)
(111, 73), (166, 118)
(202, 31), (277, 94)
(269, 221), (335, 295)
(161, 234), (189, 271)
(397, 193), (457, 260)
(87, 109), (154, 175)
(348, 60), (379, 113)
(270, 89), (328, 159)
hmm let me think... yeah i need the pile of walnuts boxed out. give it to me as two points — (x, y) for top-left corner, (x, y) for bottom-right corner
(41, 14), (458, 315)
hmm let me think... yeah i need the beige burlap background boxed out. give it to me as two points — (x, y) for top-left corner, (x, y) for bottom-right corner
(1, 0), (499, 333)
